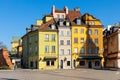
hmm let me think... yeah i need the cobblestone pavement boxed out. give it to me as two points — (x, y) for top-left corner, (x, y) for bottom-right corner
(0, 69), (120, 80)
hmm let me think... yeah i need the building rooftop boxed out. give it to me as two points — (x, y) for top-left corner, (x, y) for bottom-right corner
(12, 36), (21, 42)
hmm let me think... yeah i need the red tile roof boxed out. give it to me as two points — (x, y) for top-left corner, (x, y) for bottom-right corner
(38, 19), (55, 30)
(55, 10), (65, 13)
(67, 10), (82, 25)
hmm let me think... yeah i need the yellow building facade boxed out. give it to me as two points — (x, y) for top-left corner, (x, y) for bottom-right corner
(38, 30), (58, 69)
(11, 36), (21, 54)
(72, 13), (104, 69)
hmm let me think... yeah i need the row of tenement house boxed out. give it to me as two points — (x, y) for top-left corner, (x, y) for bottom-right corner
(20, 6), (120, 70)
(21, 6), (103, 69)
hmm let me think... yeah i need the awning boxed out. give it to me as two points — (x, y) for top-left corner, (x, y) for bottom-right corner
(78, 56), (102, 60)
(44, 57), (57, 60)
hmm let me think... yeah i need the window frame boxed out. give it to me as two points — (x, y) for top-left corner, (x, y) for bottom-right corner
(79, 61), (85, 66)
(74, 38), (78, 44)
(94, 30), (98, 35)
(67, 40), (70, 45)
(80, 38), (84, 43)
(67, 49), (71, 55)
(45, 34), (49, 41)
(80, 28), (84, 34)
(74, 28), (78, 33)
(88, 48), (92, 54)
(88, 29), (92, 35)
(74, 48), (78, 54)
(60, 40), (64, 45)
(52, 34), (56, 41)
(52, 46), (55, 53)
(60, 49), (64, 55)
(67, 61), (70, 66)
(80, 47), (85, 54)
(45, 45), (49, 53)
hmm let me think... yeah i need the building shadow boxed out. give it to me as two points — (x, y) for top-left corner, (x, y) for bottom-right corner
(2, 78), (18, 80)
(77, 25), (102, 69)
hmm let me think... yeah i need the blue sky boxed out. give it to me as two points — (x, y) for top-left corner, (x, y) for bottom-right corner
(0, 0), (120, 50)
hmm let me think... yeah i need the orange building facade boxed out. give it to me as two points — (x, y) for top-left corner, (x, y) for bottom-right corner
(0, 48), (13, 68)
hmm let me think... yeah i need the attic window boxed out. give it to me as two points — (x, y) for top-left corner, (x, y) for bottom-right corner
(66, 21), (70, 26)
(76, 18), (81, 25)
(89, 21), (94, 25)
(51, 24), (55, 29)
(57, 14), (60, 19)
(59, 21), (63, 26)
(62, 15), (64, 19)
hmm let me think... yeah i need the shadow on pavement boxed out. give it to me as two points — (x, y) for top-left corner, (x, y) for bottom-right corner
(1, 78), (18, 80)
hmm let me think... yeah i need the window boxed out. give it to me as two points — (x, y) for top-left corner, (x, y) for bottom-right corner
(67, 49), (71, 55)
(45, 34), (49, 41)
(94, 30), (98, 35)
(51, 61), (54, 66)
(60, 49), (64, 55)
(95, 38), (98, 44)
(79, 61), (85, 66)
(74, 28), (78, 33)
(57, 14), (60, 19)
(66, 31), (70, 36)
(88, 29), (92, 35)
(59, 30), (64, 36)
(74, 48), (78, 53)
(76, 19), (81, 25)
(30, 61), (33, 68)
(52, 34), (55, 41)
(51, 24), (55, 29)
(45, 46), (49, 53)
(67, 61), (70, 66)
(95, 47), (98, 54)
(29, 47), (32, 54)
(60, 40), (64, 45)
(66, 22), (70, 26)
(89, 21), (94, 25)
(95, 61), (100, 66)
(88, 48), (92, 54)
(35, 46), (38, 54)
(74, 38), (78, 43)
(62, 15), (64, 19)
(46, 61), (50, 66)
(29, 37), (32, 43)
(35, 35), (38, 42)
(88, 38), (92, 44)
(52, 46), (55, 53)
(80, 28), (84, 34)
(60, 21), (63, 26)
(46, 61), (54, 66)
(67, 40), (70, 45)
(80, 38), (84, 43)
(80, 47), (84, 54)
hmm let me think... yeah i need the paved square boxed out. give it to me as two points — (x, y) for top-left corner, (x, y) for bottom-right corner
(0, 69), (120, 80)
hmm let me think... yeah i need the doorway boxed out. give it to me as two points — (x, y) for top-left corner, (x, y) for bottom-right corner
(73, 60), (76, 68)
(60, 60), (63, 69)
(88, 61), (92, 68)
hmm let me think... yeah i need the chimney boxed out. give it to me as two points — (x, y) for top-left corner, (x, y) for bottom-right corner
(64, 6), (68, 14)
(74, 7), (80, 11)
(52, 5), (55, 15)
(26, 28), (31, 33)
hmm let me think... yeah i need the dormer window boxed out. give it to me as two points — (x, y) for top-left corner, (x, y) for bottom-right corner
(89, 21), (94, 25)
(62, 15), (64, 19)
(51, 24), (55, 29)
(59, 21), (63, 26)
(66, 21), (70, 26)
(76, 18), (81, 25)
(57, 14), (60, 19)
